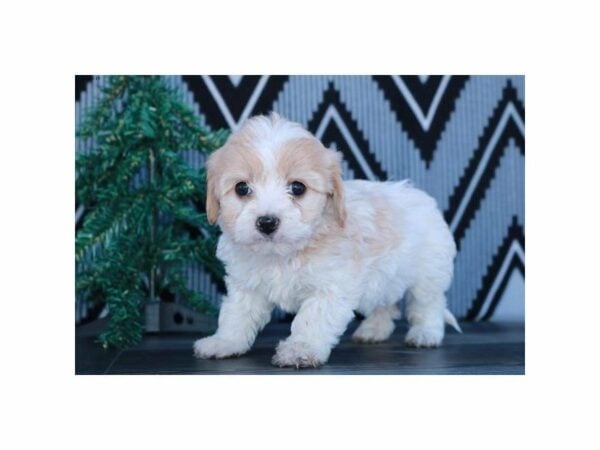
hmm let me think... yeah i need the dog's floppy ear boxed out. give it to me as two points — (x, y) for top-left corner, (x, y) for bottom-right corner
(328, 150), (347, 228)
(205, 152), (220, 225)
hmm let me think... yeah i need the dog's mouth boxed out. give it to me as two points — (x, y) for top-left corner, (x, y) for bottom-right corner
(230, 219), (314, 253)
(232, 230), (282, 245)
(255, 232), (281, 243)
(259, 235), (275, 241)
(240, 230), (311, 254)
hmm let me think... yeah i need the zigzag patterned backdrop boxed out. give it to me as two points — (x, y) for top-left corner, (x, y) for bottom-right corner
(76, 75), (525, 323)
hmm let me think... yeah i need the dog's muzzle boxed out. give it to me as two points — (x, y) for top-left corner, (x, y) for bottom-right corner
(256, 215), (280, 235)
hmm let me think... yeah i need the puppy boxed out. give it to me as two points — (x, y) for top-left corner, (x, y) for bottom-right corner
(193, 113), (461, 368)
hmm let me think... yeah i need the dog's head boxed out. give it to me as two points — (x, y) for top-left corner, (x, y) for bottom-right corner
(206, 114), (346, 254)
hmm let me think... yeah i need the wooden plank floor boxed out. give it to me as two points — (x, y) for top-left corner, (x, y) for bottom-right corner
(76, 319), (524, 375)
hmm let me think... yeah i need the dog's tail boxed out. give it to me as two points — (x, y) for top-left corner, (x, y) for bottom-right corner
(444, 309), (462, 333)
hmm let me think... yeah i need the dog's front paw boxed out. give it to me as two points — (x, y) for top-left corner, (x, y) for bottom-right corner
(405, 325), (444, 348)
(272, 340), (327, 368)
(193, 335), (247, 359)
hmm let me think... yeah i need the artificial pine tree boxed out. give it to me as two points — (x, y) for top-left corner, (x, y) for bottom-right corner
(76, 76), (228, 349)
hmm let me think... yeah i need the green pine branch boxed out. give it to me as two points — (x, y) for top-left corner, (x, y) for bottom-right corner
(76, 75), (229, 349)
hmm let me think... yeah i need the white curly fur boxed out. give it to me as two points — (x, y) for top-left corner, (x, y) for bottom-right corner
(193, 114), (460, 368)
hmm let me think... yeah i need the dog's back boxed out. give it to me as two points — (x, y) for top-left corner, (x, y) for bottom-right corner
(341, 179), (456, 316)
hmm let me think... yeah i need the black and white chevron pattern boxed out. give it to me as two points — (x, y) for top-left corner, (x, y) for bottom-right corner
(76, 75), (525, 322)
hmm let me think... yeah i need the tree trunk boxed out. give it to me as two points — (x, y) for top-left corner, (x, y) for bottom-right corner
(145, 146), (160, 332)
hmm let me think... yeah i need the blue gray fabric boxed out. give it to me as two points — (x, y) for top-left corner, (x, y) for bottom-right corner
(75, 75), (524, 322)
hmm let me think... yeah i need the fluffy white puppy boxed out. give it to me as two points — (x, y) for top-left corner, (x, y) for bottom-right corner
(194, 113), (461, 368)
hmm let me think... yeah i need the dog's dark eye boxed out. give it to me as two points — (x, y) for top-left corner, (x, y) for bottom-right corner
(235, 181), (251, 197)
(289, 181), (306, 196)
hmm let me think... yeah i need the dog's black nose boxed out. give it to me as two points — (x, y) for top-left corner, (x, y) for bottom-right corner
(256, 215), (280, 235)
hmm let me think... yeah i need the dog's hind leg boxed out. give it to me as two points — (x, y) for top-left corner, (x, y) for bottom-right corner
(404, 286), (446, 348)
(352, 304), (401, 344)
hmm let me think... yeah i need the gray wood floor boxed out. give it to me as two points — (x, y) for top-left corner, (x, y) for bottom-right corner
(76, 319), (524, 375)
